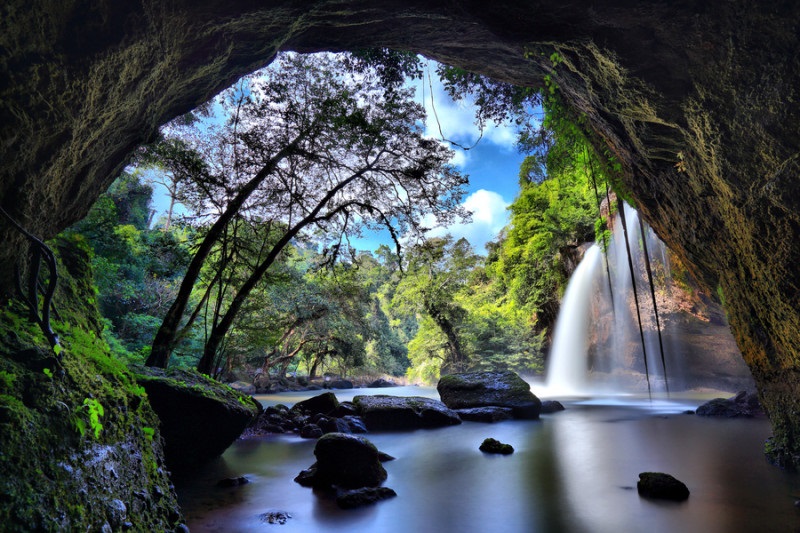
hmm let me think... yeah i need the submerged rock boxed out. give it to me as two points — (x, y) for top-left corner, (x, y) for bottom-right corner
(259, 511), (292, 524)
(216, 476), (249, 488)
(637, 472), (690, 501)
(696, 391), (763, 418)
(134, 367), (262, 471)
(437, 371), (542, 419)
(295, 433), (388, 489)
(540, 400), (566, 414)
(479, 438), (514, 455)
(353, 395), (461, 430)
(336, 487), (397, 509)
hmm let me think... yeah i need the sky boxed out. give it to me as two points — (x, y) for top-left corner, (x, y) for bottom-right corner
(348, 62), (529, 254)
(149, 58), (532, 255)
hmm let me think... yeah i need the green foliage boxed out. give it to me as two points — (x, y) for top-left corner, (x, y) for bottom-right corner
(66, 171), (192, 355)
(488, 90), (606, 335)
(0, 370), (16, 391)
(72, 398), (104, 440)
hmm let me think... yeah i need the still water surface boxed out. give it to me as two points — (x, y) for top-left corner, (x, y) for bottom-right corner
(175, 387), (800, 533)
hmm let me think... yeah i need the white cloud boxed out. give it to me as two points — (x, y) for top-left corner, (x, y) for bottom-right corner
(423, 189), (510, 253)
(412, 60), (520, 163)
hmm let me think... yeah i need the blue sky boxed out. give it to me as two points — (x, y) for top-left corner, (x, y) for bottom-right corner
(351, 60), (530, 254)
(149, 57), (531, 255)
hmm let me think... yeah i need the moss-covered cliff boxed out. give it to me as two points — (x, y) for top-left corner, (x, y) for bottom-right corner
(1, 0), (799, 481)
(0, 236), (185, 531)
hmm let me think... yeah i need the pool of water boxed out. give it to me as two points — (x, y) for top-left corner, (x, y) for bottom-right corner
(174, 388), (800, 533)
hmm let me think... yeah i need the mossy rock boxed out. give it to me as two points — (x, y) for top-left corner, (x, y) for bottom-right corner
(437, 371), (542, 420)
(0, 240), (185, 531)
(295, 433), (388, 490)
(479, 437), (514, 455)
(134, 366), (262, 471)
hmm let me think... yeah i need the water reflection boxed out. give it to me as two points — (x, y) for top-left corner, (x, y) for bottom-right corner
(175, 390), (800, 533)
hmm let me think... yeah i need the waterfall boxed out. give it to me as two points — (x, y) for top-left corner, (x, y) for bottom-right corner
(544, 244), (603, 395)
(542, 203), (674, 397)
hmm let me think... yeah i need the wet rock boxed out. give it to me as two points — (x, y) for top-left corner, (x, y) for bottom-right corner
(479, 438), (514, 455)
(326, 379), (354, 390)
(134, 367), (262, 471)
(291, 392), (340, 417)
(377, 451), (395, 462)
(259, 511), (292, 524)
(367, 378), (396, 388)
(295, 433), (387, 489)
(227, 381), (256, 395)
(455, 406), (514, 423)
(696, 391), (763, 418)
(216, 476), (249, 488)
(437, 371), (542, 419)
(343, 415), (368, 433)
(105, 499), (127, 529)
(353, 395), (461, 430)
(300, 424), (323, 439)
(540, 400), (566, 414)
(319, 416), (356, 434)
(293, 468), (317, 487)
(637, 472), (690, 501)
(336, 401), (360, 417)
(336, 487), (397, 509)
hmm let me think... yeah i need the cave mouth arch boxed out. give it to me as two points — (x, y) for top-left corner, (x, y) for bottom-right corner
(2, 1), (800, 468)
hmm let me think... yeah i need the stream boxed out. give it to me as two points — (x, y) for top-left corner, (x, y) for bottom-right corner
(174, 387), (800, 533)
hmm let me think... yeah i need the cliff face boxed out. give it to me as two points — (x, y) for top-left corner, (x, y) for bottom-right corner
(2, 0), (799, 468)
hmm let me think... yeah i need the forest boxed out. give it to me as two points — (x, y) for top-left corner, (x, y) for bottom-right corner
(64, 51), (611, 389)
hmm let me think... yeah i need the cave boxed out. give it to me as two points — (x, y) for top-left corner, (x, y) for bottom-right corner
(2, 0), (800, 523)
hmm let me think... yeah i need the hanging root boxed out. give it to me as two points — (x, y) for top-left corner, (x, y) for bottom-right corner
(1, 206), (62, 359)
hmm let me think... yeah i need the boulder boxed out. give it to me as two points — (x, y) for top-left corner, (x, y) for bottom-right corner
(637, 472), (690, 501)
(479, 438), (514, 455)
(353, 395), (461, 430)
(367, 378), (397, 388)
(335, 401), (360, 417)
(336, 487), (397, 509)
(135, 367), (262, 471)
(227, 381), (256, 395)
(326, 379), (354, 390)
(541, 400), (566, 414)
(696, 391), (763, 418)
(294, 433), (387, 489)
(455, 407), (515, 423)
(291, 392), (340, 417)
(437, 371), (542, 419)
(300, 424), (323, 439)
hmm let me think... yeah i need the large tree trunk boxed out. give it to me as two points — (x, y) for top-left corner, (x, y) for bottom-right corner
(146, 140), (303, 367)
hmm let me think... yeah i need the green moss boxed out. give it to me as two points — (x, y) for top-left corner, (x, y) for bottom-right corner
(0, 238), (184, 531)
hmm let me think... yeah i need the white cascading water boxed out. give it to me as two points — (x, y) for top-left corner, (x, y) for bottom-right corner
(542, 202), (674, 397)
(544, 244), (603, 395)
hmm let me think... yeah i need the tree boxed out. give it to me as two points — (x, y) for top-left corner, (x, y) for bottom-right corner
(68, 171), (191, 356)
(393, 236), (481, 374)
(143, 52), (467, 371)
